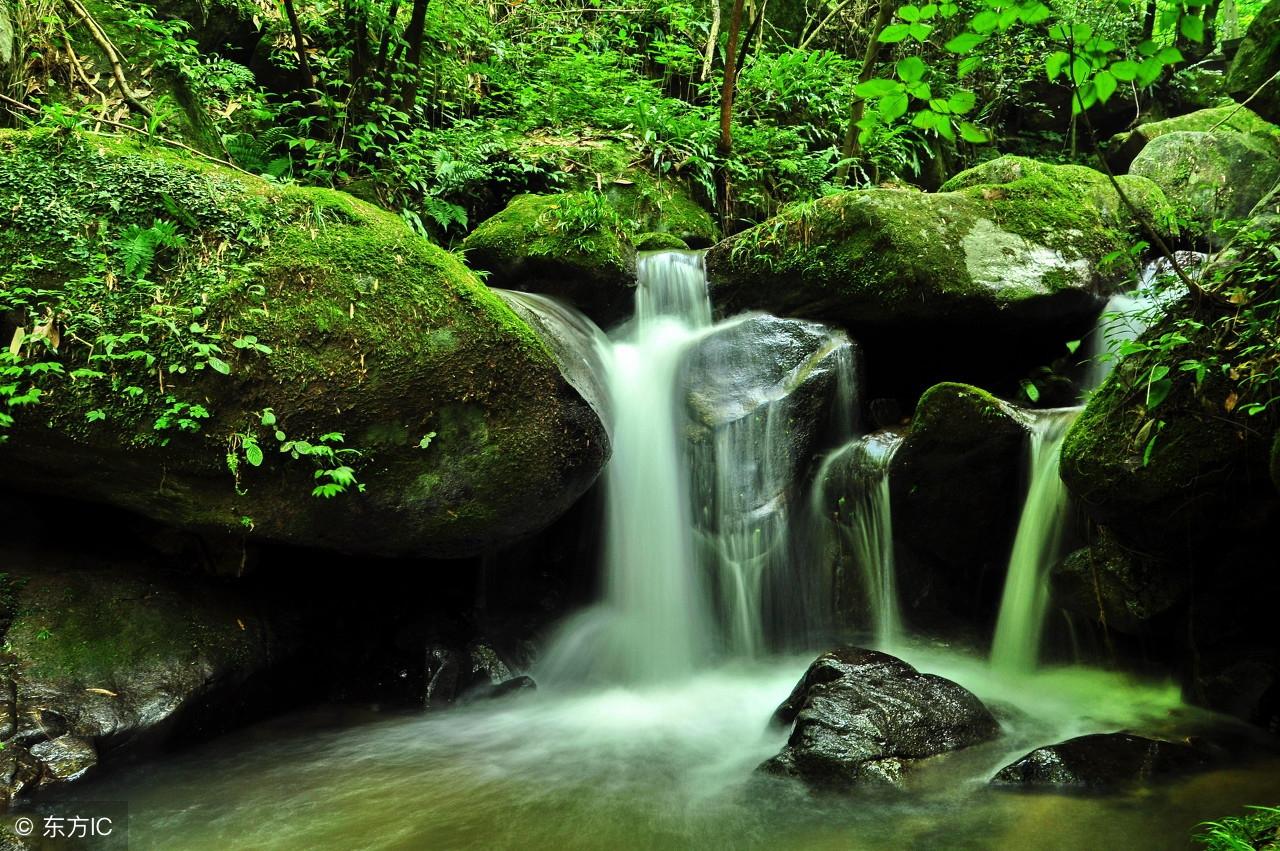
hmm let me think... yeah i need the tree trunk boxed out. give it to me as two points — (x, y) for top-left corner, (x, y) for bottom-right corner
(835, 0), (895, 185)
(716, 0), (747, 226)
(399, 0), (432, 115)
(282, 0), (315, 91)
(700, 0), (721, 83)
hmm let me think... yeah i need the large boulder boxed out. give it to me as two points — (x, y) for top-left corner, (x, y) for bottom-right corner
(1227, 0), (1280, 124)
(890, 383), (1028, 609)
(1107, 105), (1280, 171)
(0, 130), (608, 559)
(461, 192), (638, 326)
(1052, 529), (1187, 635)
(1129, 131), (1280, 244)
(0, 543), (295, 806)
(992, 733), (1208, 789)
(705, 156), (1171, 397)
(758, 647), (1000, 790)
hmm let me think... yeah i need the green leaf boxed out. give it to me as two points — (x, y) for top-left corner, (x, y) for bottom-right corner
(1070, 57), (1091, 85)
(898, 4), (921, 21)
(1020, 2), (1052, 24)
(1146, 377), (1172, 409)
(261, 409), (276, 427)
(1046, 51), (1071, 80)
(207, 357), (231, 375)
(878, 23), (910, 42)
(971, 10), (999, 32)
(1154, 46), (1184, 64)
(1110, 60), (1140, 81)
(86, 410), (106, 423)
(1021, 379), (1041, 403)
(880, 92), (910, 121)
(856, 78), (901, 98)
(896, 56), (926, 83)
(958, 56), (982, 77)
(1179, 14), (1205, 42)
(947, 89), (977, 114)
(245, 443), (264, 467)
(959, 121), (989, 143)
(908, 22), (933, 41)
(1094, 70), (1118, 102)
(945, 32), (984, 53)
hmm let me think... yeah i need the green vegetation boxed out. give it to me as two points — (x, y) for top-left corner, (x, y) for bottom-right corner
(1196, 805), (1280, 850)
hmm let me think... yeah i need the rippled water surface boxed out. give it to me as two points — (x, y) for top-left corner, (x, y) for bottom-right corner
(57, 642), (1280, 851)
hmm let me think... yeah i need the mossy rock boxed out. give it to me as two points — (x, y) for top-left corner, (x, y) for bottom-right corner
(889, 382), (1028, 586)
(461, 192), (638, 326)
(706, 157), (1169, 392)
(1129, 130), (1280, 244)
(1060, 331), (1276, 554)
(635, 232), (690, 251)
(1227, 0), (1280, 124)
(1051, 528), (1187, 635)
(0, 129), (608, 557)
(1107, 105), (1280, 171)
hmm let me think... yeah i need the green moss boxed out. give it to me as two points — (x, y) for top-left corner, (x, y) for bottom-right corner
(912, 382), (1022, 437)
(635, 232), (690, 251)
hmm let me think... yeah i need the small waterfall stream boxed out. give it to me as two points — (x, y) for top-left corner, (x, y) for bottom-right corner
(990, 409), (1079, 674)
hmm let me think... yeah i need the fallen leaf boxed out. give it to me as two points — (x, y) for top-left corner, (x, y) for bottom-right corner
(84, 688), (118, 698)
(8, 326), (24, 357)
(1224, 392), (1239, 412)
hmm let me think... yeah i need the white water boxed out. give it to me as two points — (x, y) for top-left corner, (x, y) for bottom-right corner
(813, 431), (904, 647)
(539, 252), (713, 684)
(990, 409), (1080, 675)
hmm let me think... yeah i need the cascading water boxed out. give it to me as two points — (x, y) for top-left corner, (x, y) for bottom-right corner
(990, 409), (1079, 675)
(538, 251), (713, 684)
(541, 251), (858, 682)
(812, 431), (904, 647)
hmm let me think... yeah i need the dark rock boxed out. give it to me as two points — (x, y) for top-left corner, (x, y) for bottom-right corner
(463, 676), (538, 704)
(1052, 530), (1187, 635)
(890, 383), (1028, 603)
(992, 733), (1209, 789)
(1227, 0), (1280, 124)
(759, 647), (1000, 790)
(423, 642), (520, 709)
(28, 736), (96, 786)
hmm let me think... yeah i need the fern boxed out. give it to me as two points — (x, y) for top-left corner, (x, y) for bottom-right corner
(113, 221), (188, 279)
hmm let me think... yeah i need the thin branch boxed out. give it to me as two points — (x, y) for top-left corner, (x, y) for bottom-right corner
(1209, 68), (1280, 134)
(799, 0), (857, 49)
(61, 0), (151, 118)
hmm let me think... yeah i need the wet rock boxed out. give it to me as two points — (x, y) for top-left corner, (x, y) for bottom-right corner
(423, 642), (521, 709)
(1052, 530), (1187, 635)
(462, 676), (538, 704)
(28, 736), (96, 786)
(758, 647), (1000, 790)
(890, 383), (1028, 595)
(1129, 131), (1280, 245)
(992, 733), (1208, 789)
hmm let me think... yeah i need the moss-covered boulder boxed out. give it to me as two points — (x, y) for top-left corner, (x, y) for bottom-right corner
(1227, 0), (1280, 125)
(889, 383), (1028, 605)
(461, 193), (638, 326)
(635, 232), (690, 251)
(1107, 105), (1280, 171)
(1060, 331), (1276, 555)
(0, 541), (295, 806)
(0, 130), (608, 558)
(706, 157), (1171, 396)
(1129, 131), (1280, 243)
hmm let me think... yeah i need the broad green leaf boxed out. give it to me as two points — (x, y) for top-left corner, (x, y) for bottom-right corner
(972, 10), (999, 32)
(898, 4), (922, 21)
(959, 121), (989, 143)
(897, 56), (927, 83)
(207, 357), (231, 375)
(855, 78), (901, 98)
(908, 22), (933, 41)
(1094, 69), (1118, 102)
(878, 23), (910, 42)
(945, 32), (985, 53)
(1110, 59), (1140, 81)
(245, 443), (264, 467)
(1070, 57), (1091, 85)
(1046, 51), (1071, 80)
(908, 81), (933, 99)
(1179, 14), (1205, 42)
(958, 55), (983, 77)
(948, 89), (977, 114)
(880, 91), (910, 121)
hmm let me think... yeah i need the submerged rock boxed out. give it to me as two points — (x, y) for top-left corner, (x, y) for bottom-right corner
(705, 156), (1170, 395)
(424, 642), (526, 709)
(992, 733), (1208, 789)
(27, 736), (97, 786)
(1129, 131), (1280, 244)
(758, 647), (1000, 790)
(0, 130), (607, 559)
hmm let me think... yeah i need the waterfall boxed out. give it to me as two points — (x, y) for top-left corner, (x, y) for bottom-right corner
(540, 250), (858, 683)
(813, 431), (904, 648)
(539, 251), (713, 684)
(990, 409), (1079, 675)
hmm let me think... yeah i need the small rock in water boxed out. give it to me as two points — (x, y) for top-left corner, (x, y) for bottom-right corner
(29, 735), (97, 785)
(991, 732), (1209, 790)
(758, 647), (1000, 791)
